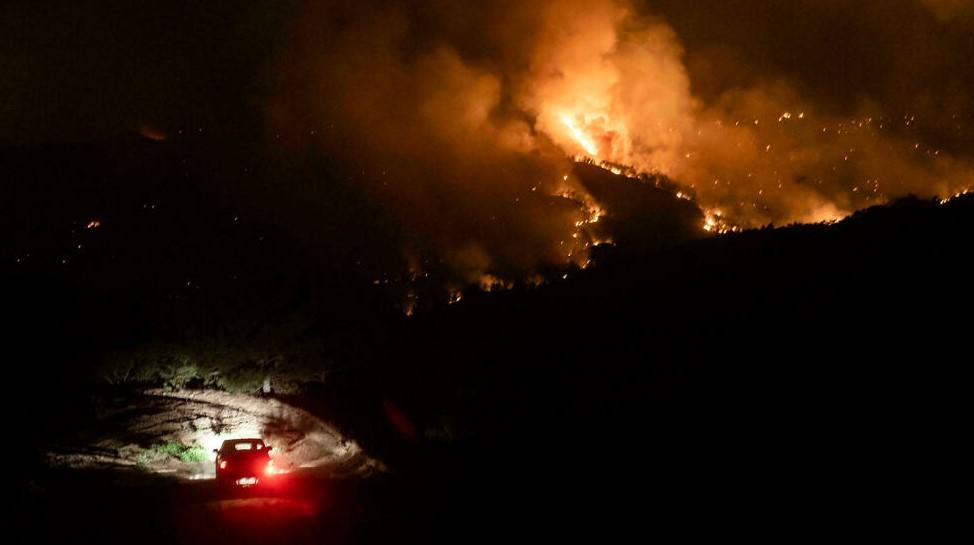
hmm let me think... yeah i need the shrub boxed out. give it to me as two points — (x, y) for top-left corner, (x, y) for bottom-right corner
(138, 441), (207, 465)
(214, 365), (266, 394)
(179, 445), (207, 463)
(134, 451), (154, 471)
(98, 343), (329, 395)
(159, 365), (197, 390)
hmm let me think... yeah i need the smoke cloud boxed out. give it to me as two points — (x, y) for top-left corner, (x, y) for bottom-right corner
(270, 0), (974, 278)
(921, 0), (974, 20)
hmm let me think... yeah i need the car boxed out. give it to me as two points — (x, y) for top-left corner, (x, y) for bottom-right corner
(213, 438), (274, 486)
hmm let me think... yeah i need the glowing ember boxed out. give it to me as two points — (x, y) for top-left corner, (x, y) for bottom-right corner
(402, 290), (418, 317)
(447, 288), (463, 305)
(479, 274), (513, 292)
(940, 189), (972, 205)
(139, 124), (167, 142)
(701, 209), (739, 234)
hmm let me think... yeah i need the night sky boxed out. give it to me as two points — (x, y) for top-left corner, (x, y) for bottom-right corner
(6, 6), (974, 540)
(0, 0), (289, 143)
(3, 1), (974, 279)
(3, 1), (972, 144)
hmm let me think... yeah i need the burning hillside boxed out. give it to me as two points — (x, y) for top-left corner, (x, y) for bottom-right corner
(269, 0), (974, 284)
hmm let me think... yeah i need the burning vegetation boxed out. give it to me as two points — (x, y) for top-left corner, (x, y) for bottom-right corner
(270, 0), (973, 290)
(6, 4), (974, 541)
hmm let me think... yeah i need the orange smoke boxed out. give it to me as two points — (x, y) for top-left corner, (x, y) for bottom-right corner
(522, 1), (694, 175)
(921, 0), (974, 20)
(271, 0), (974, 280)
(517, 2), (973, 229)
(518, 1), (974, 229)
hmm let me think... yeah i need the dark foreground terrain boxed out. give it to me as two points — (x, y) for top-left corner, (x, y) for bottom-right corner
(6, 138), (972, 542)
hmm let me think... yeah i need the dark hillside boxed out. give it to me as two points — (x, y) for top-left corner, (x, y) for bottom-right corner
(5, 137), (971, 538)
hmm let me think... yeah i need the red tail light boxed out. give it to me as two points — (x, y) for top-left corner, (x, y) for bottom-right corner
(264, 460), (274, 475)
(219, 460), (227, 469)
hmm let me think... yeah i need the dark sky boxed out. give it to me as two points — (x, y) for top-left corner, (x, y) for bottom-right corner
(3, 1), (972, 147)
(4, 1), (973, 279)
(0, 0), (291, 143)
(652, 1), (974, 136)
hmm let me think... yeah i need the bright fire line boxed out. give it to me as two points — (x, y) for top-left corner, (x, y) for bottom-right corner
(560, 114), (599, 156)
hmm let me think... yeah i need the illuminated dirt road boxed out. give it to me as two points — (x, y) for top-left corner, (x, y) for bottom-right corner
(26, 391), (415, 544)
(45, 390), (376, 478)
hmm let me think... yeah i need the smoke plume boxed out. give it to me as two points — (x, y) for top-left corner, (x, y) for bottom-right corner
(270, 0), (974, 279)
(922, 0), (974, 20)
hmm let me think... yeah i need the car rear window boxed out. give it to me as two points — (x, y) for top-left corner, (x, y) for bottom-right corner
(224, 440), (264, 451)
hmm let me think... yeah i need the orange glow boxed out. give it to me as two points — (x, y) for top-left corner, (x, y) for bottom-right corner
(272, 0), (974, 280)
(479, 274), (513, 292)
(701, 209), (739, 234)
(940, 188), (972, 204)
(560, 113), (599, 156)
(139, 124), (167, 142)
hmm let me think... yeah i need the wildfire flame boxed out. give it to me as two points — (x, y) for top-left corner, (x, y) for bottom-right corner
(273, 0), (974, 285)
(560, 113), (599, 157)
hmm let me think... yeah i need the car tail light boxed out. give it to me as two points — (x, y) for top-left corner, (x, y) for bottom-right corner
(219, 460), (227, 469)
(265, 460), (274, 475)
